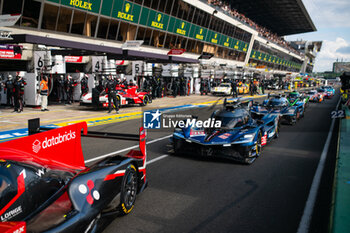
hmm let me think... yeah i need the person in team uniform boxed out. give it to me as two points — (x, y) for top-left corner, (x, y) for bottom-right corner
(105, 75), (119, 114)
(80, 74), (89, 99)
(231, 79), (238, 98)
(172, 78), (179, 98)
(39, 76), (49, 111)
(65, 75), (77, 104)
(57, 75), (66, 103)
(5, 75), (14, 107)
(13, 75), (27, 112)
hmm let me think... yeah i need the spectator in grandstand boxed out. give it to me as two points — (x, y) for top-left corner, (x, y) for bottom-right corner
(206, 0), (302, 56)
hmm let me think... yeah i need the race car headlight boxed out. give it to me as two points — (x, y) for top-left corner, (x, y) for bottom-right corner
(234, 133), (255, 143)
(174, 128), (182, 133)
(287, 109), (295, 114)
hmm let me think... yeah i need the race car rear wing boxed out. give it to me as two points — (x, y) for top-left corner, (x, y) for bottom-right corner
(0, 119), (146, 171)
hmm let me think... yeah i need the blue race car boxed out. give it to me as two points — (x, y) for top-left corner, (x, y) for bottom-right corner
(320, 86), (335, 98)
(251, 94), (305, 125)
(172, 99), (280, 164)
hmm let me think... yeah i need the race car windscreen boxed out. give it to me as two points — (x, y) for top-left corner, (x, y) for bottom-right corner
(289, 93), (300, 98)
(267, 98), (287, 107)
(0, 163), (18, 211)
(219, 84), (230, 88)
(214, 110), (248, 129)
(317, 89), (325, 93)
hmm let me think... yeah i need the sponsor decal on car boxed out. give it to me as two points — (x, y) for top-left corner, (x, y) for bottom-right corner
(190, 129), (206, 136)
(261, 133), (267, 146)
(32, 130), (76, 153)
(218, 133), (231, 139)
(0, 206), (22, 221)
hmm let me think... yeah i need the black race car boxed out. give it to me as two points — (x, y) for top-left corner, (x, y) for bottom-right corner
(0, 122), (147, 233)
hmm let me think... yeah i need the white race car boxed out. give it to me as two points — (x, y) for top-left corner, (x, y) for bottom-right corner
(212, 83), (232, 96)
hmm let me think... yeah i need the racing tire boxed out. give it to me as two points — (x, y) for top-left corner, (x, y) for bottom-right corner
(290, 116), (297, 125)
(173, 138), (183, 156)
(255, 131), (262, 157)
(243, 157), (256, 165)
(113, 96), (121, 109)
(118, 164), (138, 216)
(275, 121), (280, 138)
(242, 131), (262, 165)
(140, 95), (149, 106)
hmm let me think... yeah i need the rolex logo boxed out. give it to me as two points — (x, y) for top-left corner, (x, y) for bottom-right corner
(157, 14), (162, 22)
(226, 37), (229, 42)
(125, 3), (131, 13)
(200, 29), (203, 34)
(181, 22), (185, 29)
(214, 34), (217, 39)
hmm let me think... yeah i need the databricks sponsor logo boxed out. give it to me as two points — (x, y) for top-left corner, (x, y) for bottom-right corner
(143, 110), (222, 129)
(32, 130), (76, 153)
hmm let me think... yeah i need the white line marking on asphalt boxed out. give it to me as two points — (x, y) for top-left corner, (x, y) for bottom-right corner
(147, 155), (169, 165)
(296, 97), (341, 233)
(85, 134), (172, 163)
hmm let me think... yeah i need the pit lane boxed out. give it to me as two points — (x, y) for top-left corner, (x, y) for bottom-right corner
(81, 93), (339, 233)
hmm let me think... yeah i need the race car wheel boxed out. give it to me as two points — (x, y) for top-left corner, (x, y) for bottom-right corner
(118, 164), (138, 216)
(243, 154), (256, 165)
(290, 116), (297, 125)
(141, 95), (149, 106)
(242, 132), (262, 165)
(113, 96), (121, 108)
(255, 131), (262, 157)
(275, 121), (280, 138)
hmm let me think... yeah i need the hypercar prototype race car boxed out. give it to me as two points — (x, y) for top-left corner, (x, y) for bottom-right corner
(252, 94), (305, 125)
(305, 90), (323, 102)
(321, 86), (335, 96)
(212, 83), (232, 96)
(81, 86), (150, 108)
(287, 91), (309, 108)
(317, 88), (328, 99)
(172, 99), (280, 164)
(0, 122), (147, 233)
(319, 86), (334, 99)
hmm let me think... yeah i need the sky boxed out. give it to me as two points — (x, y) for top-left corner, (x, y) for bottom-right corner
(285, 0), (350, 72)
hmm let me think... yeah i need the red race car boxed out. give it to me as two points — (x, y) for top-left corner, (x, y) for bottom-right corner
(0, 122), (147, 233)
(81, 85), (151, 108)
